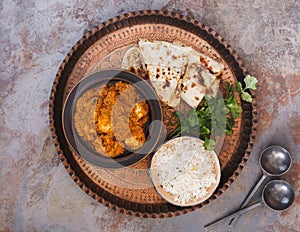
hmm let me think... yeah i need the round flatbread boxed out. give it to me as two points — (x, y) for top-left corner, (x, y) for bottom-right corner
(122, 39), (225, 108)
(138, 39), (188, 107)
(121, 47), (148, 79)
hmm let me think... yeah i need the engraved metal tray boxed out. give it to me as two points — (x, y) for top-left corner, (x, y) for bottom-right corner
(49, 10), (257, 218)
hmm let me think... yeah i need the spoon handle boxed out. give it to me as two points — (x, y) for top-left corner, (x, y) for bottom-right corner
(228, 174), (267, 227)
(204, 201), (262, 231)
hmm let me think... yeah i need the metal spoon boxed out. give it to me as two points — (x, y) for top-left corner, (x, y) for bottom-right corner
(204, 180), (295, 231)
(228, 145), (292, 227)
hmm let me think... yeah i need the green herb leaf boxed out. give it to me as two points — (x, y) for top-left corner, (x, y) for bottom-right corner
(204, 138), (216, 151)
(241, 92), (253, 102)
(235, 82), (243, 94)
(244, 75), (258, 90)
(200, 126), (210, 135)
(234, 75), (258, 103)
(226, 103), (242, 119)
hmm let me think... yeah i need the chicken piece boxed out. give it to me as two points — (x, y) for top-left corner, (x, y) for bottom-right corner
(96, 116), (112, 133)
(134, 102), (148, 119)
(125, 135), (145, 150)
(129, 101), (149, 127)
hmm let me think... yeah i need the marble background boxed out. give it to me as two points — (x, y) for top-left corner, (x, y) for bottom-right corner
(0, 0), (299, 231)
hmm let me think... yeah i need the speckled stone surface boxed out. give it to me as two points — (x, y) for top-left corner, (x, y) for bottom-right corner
(0, 0), (299, 231)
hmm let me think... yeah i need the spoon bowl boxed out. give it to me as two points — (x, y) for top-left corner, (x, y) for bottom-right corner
(260, 145), (292, 176)
(263, 180), (295, 210)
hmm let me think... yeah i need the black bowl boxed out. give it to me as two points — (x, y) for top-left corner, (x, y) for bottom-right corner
(62, 69), (163, 168)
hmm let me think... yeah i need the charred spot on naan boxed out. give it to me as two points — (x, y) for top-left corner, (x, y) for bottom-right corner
(199, 55), (224, 75)
(162, 79), (171, 89)
(122, 47), (148, 79)
(200, 56), (213, 73)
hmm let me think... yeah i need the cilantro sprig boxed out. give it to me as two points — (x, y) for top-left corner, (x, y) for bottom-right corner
(235, 75), (258, 103)
(169, 76), (258, 150)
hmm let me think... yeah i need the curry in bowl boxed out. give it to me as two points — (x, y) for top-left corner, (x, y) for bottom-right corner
(63, 69), (163, 168)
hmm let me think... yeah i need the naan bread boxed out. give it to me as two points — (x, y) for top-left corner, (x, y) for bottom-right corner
(201, 69), (221, 97)
(121, 47), (147, 79)
(145, 65), (182, 107)
(122, 40), (224, 108)
(180, 63), (206, 108)
(199, 53), (224, 75)
(138, 39), (188, 107)
(138, 39), (188, 69)
(181, 49), (224, 107)
(184, 47), (224, 75)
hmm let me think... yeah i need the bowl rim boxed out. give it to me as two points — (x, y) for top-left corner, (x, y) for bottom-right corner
(62, 69), (164, 169)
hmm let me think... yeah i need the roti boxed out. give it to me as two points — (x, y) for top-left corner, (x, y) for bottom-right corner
(180, 63), (206, 108)
(138, 39), (188, 69)
(138, 39), (188, 107)
(145, 65), (182, 107)
(181, 47), (223, 107)
(121, 47), (148, 79)
(122, 39), (225, 108)
(184, 46), (224, 75)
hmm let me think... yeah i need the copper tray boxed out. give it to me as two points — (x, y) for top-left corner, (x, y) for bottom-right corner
(49, 10), (257, 218)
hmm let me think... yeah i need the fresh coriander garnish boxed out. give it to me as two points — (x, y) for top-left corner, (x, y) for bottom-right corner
(235, 75), (258, 103)
(169, 75), (258, 150)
